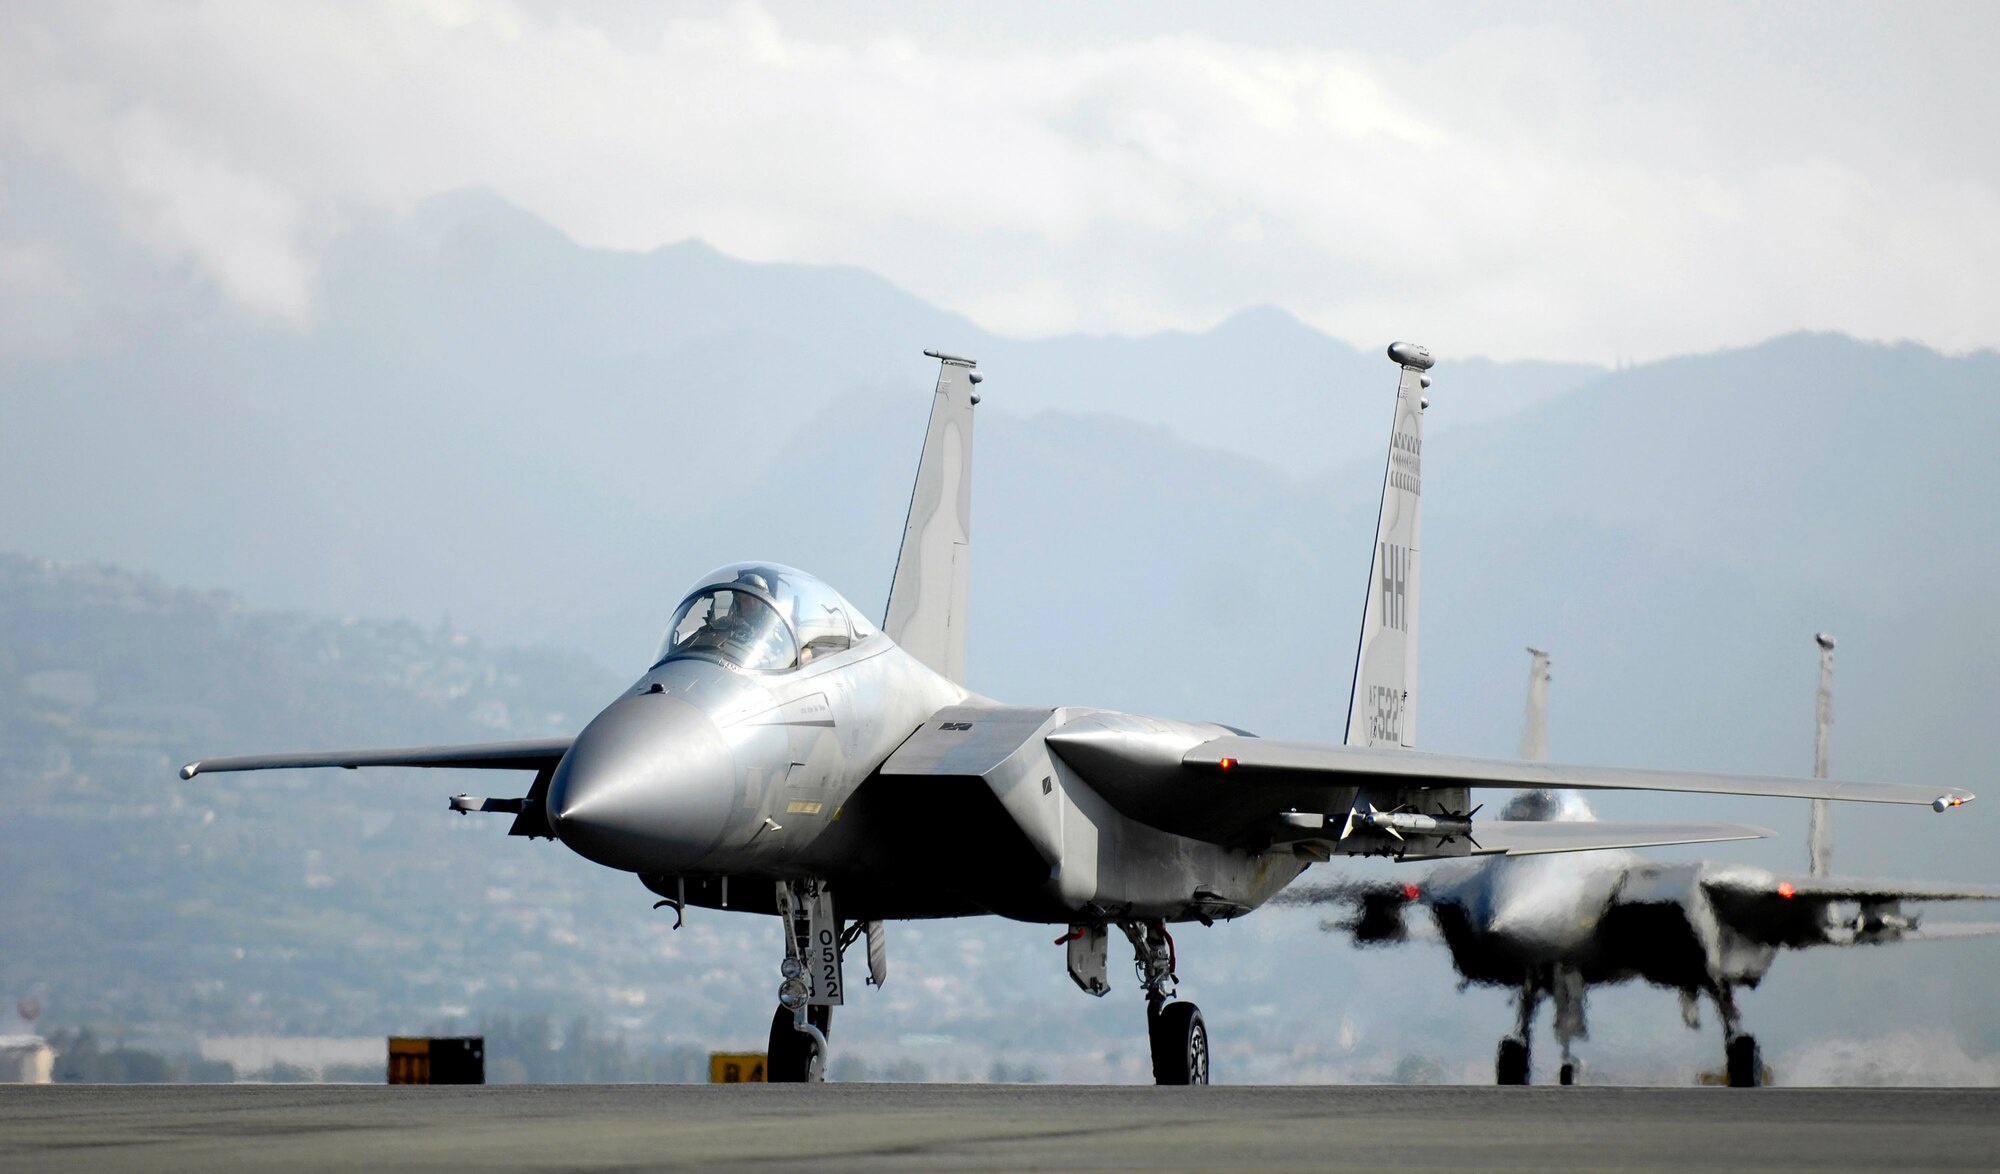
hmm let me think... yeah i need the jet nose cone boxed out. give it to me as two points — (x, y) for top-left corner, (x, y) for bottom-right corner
(547, 692), (737, 873)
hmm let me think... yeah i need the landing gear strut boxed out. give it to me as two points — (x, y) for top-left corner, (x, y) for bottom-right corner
(1715, 982), (1761, 1088)
(1121, 920), (1208, 1085)
(1497, 981), (1537, 1085)
(1551, 965), (1586, 1087)
(767, 879), (841, 1083)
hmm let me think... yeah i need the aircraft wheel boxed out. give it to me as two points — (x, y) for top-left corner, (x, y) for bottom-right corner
(1495, 1037), (1530, 1085)
(1726, 1034), (1760, 1089)
(1558, 1062), (1576, 1087)
(1150, 1001), (1209, 1085)
(766, 1005), (832, 1083)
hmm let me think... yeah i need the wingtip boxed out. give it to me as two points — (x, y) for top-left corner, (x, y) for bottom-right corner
(1934, 792), (1976, 812)
(180, 762), (199, 780)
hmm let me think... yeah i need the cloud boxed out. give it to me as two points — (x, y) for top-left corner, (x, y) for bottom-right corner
(1, 1), (1996, 360)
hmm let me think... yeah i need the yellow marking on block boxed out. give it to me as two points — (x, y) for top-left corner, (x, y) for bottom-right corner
(786, 801), (824, 815)
(710, 1052), (768, 1083)
(388, 1038), (430, 1085)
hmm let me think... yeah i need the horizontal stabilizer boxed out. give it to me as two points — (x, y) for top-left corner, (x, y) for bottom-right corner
(1186, 738), (1975, 810)
(1705, 874), (2000, 904)
(448, 795), (528, 814)
(180, 738), (571, 779)
(1267, 880), (1412, 906)
(1889, 922), (2000, 942)
(1466, 819), (1771, 857)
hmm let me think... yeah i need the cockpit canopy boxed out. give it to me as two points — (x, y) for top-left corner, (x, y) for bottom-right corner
(655, 563), (876, 673)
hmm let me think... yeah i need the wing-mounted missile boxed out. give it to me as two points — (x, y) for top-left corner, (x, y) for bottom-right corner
(1335, 799), (1483, 855)
(1276, 787), (1480, 860)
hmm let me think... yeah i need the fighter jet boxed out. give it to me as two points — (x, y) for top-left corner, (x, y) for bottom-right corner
(180, 344), (1976, 1083)
(1290, 644), (2000, 1087)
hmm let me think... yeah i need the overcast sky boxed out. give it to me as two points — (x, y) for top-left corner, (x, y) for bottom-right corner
(3, 0), (1998, 363)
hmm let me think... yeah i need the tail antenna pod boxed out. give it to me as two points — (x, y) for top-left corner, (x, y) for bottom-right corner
(884, 350), (983, 685)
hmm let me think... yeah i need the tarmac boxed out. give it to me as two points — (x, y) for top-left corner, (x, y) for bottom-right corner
(3, 1083), (1997, 1172)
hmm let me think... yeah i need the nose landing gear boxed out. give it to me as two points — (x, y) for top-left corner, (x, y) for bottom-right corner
(767, 1003), (830, 1083)
(1150, 999), (1209, 1085)
(767, 879), (841, 1083)
(1121, 920), (1208, 1085)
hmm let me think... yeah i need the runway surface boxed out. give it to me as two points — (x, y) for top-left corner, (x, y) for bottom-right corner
(3, 1084), (1996, 1172)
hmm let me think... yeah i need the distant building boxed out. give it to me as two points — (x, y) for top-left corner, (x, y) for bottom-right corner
(0, 1036), (55, 1084)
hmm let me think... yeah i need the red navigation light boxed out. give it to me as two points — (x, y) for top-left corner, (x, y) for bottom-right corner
(1403, 883), (1421, 901)
(1777, 882), (1796, 899)
(1218, 757), (1237, 771)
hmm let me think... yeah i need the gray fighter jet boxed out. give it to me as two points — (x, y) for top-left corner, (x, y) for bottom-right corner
(180, 344), (1976, 1083)
(1291, 645), (2000, 1087)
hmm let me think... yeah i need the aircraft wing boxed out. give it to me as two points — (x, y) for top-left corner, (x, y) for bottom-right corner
(1471, 819), (1769, 855)
(179, 738), (572, 778)
(1700, 868), (2000, 949)
(1183, 738), (1975, 810)
(180, 739), (572, 838)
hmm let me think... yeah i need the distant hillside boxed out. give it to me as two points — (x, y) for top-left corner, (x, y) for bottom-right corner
(0, 553), (635, 1038)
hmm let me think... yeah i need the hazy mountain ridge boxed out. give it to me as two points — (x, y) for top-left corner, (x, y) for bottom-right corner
(1444, 331), (2000, 616)
(2, 183), (1605, 663)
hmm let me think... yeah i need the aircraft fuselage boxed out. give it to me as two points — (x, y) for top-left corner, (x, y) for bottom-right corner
(547, 630), (1305, 924)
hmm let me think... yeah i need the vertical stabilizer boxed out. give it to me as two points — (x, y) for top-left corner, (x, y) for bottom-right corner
(1810, 632), (1836, 877)
(1344, 342), (1431, 748)
(1504, 646), (1595, 822)
(1520, 648), (1551, 763)
(883, 351), (981, 685)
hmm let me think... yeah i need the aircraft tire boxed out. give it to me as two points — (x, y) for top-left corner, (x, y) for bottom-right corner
(1495, 1037), (1529, 1085)
(1726, 1034), (1760, 1089)
(1558, 1062), (1576, 1086)
(1150, 1001), (1209, 1085)
(766, 1004), (832, 1083)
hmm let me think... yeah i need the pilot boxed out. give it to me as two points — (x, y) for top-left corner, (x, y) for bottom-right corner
(716, 572), (792, 669)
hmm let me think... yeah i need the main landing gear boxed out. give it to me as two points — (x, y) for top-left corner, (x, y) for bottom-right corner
(1136, 924), (1208, 1088)
(1726, 1033), (1762, 1090)
(1497, 967), (1587, 1086)
(1713, 982), (1762, 1089)
(1681, 983), (1762, 1088)
(1097, 920), (1206, 1084)
(1497, 978), (1537, 1085)
(1496, 1036), (1529, 1086)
